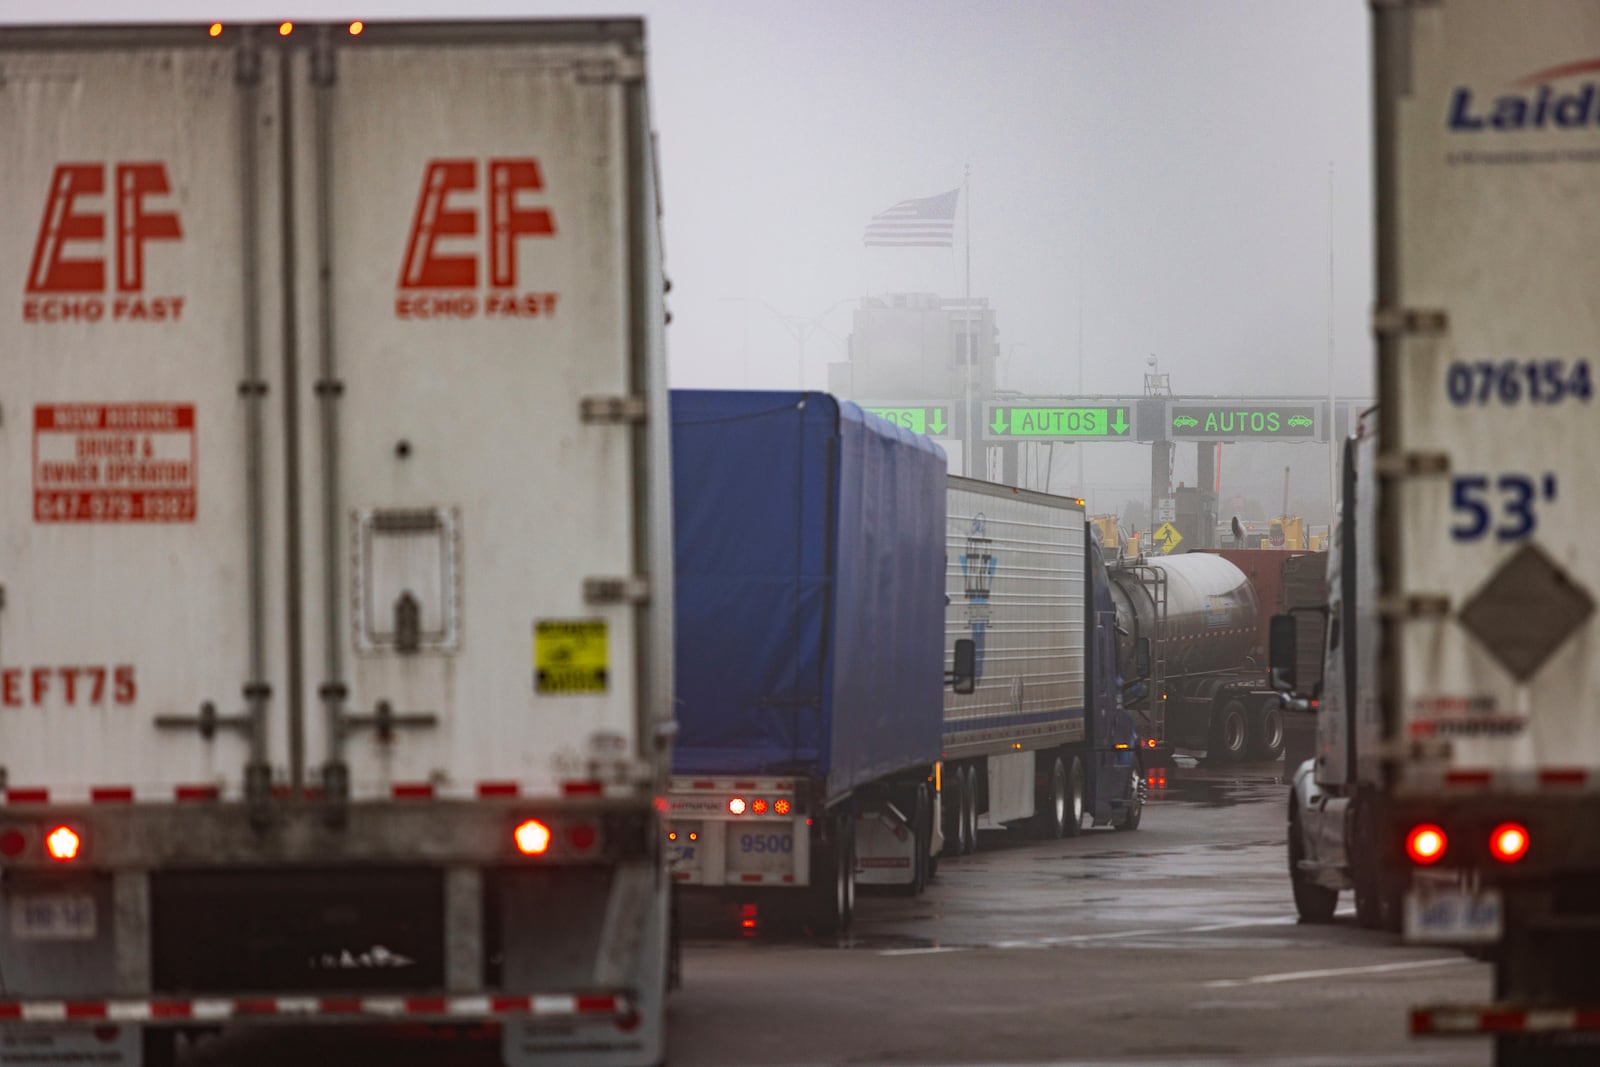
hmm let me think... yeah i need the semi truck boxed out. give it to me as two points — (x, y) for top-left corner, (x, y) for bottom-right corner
(1273, 2), (1600, 1063)
(0, 20), (673, 1066)
(1107, 553), (1286, 764)
(939, 479), (1146, 853)
(665, 391), (949, 932)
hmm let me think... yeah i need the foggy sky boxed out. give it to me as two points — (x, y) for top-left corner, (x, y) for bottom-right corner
(3, 0), (1374, 518)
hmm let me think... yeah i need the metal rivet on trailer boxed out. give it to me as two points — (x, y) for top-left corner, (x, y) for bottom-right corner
(395, 440), (412, 459)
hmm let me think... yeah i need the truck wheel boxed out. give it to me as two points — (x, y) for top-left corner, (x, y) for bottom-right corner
(1062, 755), (1086, 837)
(142, 1029), (178, 1067)
(1209, 699), (1249, 763)
(1248, 701), (1286, 760)
(1034, 756), (1070, 838)
(1112, 771), (1143, 831)
(962, 765), (979, 854)
(1289, 804), (1337, 923)
(810, 813), (856, 937)
(896, 784), (931, 896)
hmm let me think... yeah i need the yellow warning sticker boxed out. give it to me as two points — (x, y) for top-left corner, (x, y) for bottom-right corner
(534, 619), (609, 695)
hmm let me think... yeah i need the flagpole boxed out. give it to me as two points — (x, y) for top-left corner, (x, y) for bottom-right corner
(963, 164), (973, 478)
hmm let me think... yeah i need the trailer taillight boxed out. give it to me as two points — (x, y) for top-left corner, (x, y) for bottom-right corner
(1406, 824), (1447, 865)
(0, 831), (24, 858)
(728, 797), (747, 816)
(569, 823), (597, 851)
(751, 799), (768, 815)
(514, 819), (552, 856)
(774, 798), (792, 816)
(1490, 823), (1529, 864)
(45, 826), (81, 862)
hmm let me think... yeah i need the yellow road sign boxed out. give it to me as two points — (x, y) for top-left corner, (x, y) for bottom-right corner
(534, 619), (609, 694)
(1153, 522), (1184, 555)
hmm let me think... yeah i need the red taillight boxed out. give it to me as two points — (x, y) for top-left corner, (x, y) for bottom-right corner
(514, 819), (552, 856)
(774, 798), (792, 816)
(739, 903), (758, 934)
(751, 799), (769, 815)
(728, 797), (747, 816)
(1145, 738), (1157, 749)
(0, 831), (24, 858)
(569, 823), (597, 851)
(45, 826), (81, 862)
(1406, 824), (1447, 865)
(1490, 823), (1529, 864)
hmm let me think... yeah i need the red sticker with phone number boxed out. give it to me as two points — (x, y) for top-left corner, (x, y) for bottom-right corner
(33, 404), (196, 523)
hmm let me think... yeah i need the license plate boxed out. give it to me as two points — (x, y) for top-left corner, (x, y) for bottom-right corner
(10, 894), (96, 941)
(1405, 886), (1502, 944)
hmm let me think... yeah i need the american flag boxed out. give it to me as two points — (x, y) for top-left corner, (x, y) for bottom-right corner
(863, 188), (959, 247)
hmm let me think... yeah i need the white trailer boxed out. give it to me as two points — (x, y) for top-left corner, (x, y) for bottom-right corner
(1276, 3), (1600, 1063)
(939, 477), (1144, 856)
(0, 20), (672, 1066)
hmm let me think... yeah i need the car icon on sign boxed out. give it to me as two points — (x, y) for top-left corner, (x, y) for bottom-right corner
(1287, 416), (1313, 428)
(1172, 416), (1199, 428)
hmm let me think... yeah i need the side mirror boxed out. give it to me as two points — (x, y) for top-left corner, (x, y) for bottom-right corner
(1133, 637), (1152, 680)
(1268, 615), (1298, 693)
(951, 638), (976, 694)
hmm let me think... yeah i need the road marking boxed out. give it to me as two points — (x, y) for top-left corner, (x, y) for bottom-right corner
(1204, 956), (1473, 989)
(876, 910), (1360, 956)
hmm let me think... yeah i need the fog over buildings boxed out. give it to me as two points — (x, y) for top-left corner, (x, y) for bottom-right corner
(9, 0), (1373, 523)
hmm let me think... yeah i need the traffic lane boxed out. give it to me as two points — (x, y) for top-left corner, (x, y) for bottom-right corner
(672, 924), (1489, 1066)
(666, 758), (1491, 1065)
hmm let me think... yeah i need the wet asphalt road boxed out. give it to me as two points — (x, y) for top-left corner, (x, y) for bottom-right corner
(178, 754), (1493, 1066)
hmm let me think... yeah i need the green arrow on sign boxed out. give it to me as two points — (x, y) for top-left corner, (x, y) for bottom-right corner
(1110, 408), (1129, 435)
(929, 409), (947, 435)
(990, 408), (1008, 435)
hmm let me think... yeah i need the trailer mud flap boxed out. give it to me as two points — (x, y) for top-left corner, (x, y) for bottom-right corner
(0, 1024), (138, 1066)
(501, 874), (667, 1067)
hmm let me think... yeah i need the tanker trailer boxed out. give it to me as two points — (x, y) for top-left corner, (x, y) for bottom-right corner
(1106, 554), (1284, 763)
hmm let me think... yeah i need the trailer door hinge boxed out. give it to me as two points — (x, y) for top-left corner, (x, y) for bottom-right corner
(584, 575), (650, 605)
(1379, 594), (1451, 620)
(1371, 306), (1448, 337)
(1376, 451), (1450, 477)
(581, 395), (648, 425)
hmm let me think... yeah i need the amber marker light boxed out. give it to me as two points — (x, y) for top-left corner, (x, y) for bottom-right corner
(46, 826), (81, 862)
(1406, 824), (1447, 865)
(1490, 823), (1530, 864)
(348, 21), (365, 35)
(514, 819), (551, 856)
(208, 23), (223, 37)
(278, 21), (294, 36)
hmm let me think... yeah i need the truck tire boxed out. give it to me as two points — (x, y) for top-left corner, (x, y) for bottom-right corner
(1062, 755), (1086, 837)
(809, 813), (856, 936)
(895, 784), (931, 896)
(1112, 770), (1143, 831)
(962, 765), (979, 853)
(1209, 698), (1250, 764)
(1248, 700), (1286, 760)
(1289, 803), (1337, 923)
(1034, 755), (1070, 839)
(1352, 802), (1403, 933)
(142, 1028), (178, 1067)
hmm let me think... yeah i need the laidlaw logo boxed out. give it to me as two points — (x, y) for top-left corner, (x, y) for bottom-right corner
(396, 158), (560, 321)
(1449, 57), (1600, 131)
(24, 162), (185, 323)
